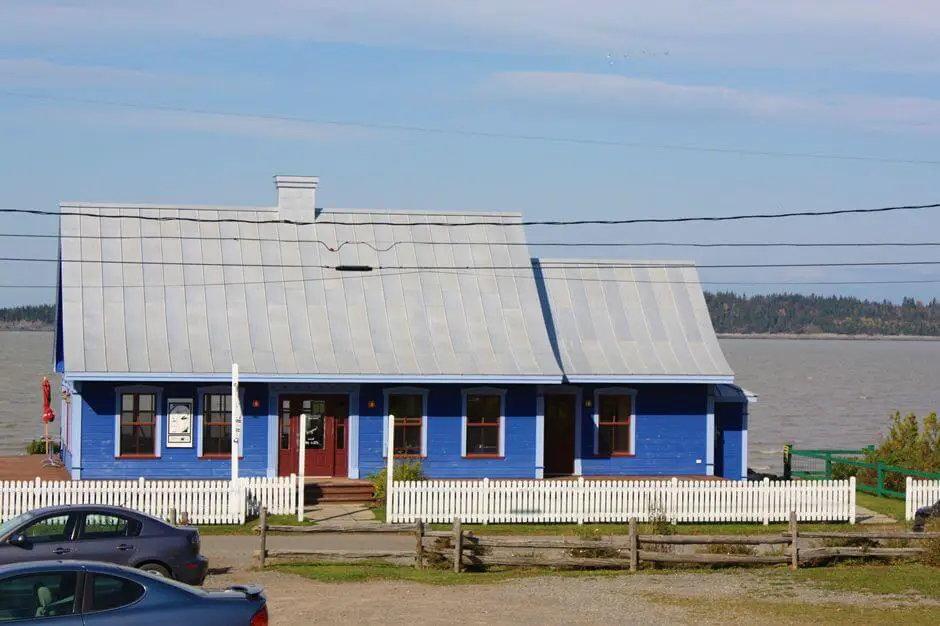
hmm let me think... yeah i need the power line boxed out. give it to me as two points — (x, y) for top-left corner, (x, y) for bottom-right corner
(2, 90), (937, 166)
(1, 200), (938, 228)
(2, 232), (940, 250)
(4, 255), (940, 271)
(2, 274), (939, 289)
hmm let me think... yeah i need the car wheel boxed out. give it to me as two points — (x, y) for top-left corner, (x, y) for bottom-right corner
(139, 563), (171, 578)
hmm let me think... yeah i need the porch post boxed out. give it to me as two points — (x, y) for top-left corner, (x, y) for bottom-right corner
(231, 364), (241, 482)
(386, 413), (395, 523)
(297, 413), (307, 522)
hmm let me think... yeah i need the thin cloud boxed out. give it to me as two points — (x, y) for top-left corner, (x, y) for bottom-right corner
(0, 58), (188, 88)
(3, 1), (939, 71)
(486, 71), (940, 133)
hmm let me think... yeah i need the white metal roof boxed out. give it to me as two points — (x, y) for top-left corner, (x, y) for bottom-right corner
(533, 259), (734, 383)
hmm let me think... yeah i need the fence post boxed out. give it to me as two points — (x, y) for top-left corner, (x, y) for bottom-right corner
(762, 477), (770, 525)
(482, 478), (490, 525)
(670, 477), (680, 524)
(783, 444), (792, 481)
(628, 518), (638, 573)
(452, 517), (463, 573)
(849, 476), (857, 525)
(788, 510), (799, 570)
(906, 476), (913, 522)
(824, 453), (833, 480)
(876, 463), (885, 498)
(258, 507), (267, 569)
(415, 519), (424, 569)
(577, 477), (585, 525)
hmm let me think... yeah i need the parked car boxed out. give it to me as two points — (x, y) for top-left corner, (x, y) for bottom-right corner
(0, 560), (267, 624)
(0, 505), (207, 585)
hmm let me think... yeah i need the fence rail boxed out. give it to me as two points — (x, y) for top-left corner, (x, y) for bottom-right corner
(906, 477), (940, 521)
(786, 445), (940, 499)
(0, 475), (297, 525)
(388, 477), (857, 525)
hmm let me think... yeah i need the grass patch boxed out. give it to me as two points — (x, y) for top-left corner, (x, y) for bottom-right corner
(855, 493), (906, 521)
(644, 592), (940, 625)
(779, 564), (940, 599)
(197, 514), (316, 536)
(273, 561), (627, 585)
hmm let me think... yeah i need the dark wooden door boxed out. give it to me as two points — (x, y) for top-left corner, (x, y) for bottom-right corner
(544, 395), (576, 476)
(278, 396), (348, 477)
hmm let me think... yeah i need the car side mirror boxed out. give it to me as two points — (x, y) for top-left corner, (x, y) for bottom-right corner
(7, 534), (27, 547)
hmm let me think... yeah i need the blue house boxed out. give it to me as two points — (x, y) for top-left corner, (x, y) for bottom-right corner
(54, 175), (752, 482)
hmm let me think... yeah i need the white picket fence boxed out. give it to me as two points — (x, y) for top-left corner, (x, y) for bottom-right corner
(389, 477), (857, 525)
(906, 477), (940, 520)
(0, 475), (297, 525)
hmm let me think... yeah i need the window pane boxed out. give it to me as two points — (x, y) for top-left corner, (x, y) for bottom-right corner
(90, 574), (145, 612)
(120, 411), (136, 425)
(467, 394), (500, 424)
(22, 515), (71, 543)
(0, 572), (78, 619)
(138, 394), (154, 412)
(121, 394), (134, 411)
(467, 425), (499, 455)
(280, 416), (291, 450)
(600, 395), (631, 424)
(389, 394), (422, 419)
(598, 425), (613, 456)
(305, 415), (324, 450)
(613, 424), (630, 453)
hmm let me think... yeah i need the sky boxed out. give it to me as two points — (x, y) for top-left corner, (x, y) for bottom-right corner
(1, 0), (939, 307)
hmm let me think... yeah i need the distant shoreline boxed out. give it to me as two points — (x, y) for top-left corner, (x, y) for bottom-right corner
(0, 323), (53, 332)
(718, 333), (940, 342)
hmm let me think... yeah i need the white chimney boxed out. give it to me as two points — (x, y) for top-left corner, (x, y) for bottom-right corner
(274, 175), (318, 220)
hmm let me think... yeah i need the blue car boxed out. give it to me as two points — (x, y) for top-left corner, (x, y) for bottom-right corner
(0, 560), (267, 624)
(0, 505), (208, 585)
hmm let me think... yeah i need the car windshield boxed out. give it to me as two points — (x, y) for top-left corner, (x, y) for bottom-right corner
(0, 511), (36, 538)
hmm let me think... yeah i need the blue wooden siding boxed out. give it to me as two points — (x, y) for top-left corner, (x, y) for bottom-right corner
(716, 403), (746, 480)
(77, 381), (270, 479)
(578, 384), (710, 476)
(357, 384), (539, 479)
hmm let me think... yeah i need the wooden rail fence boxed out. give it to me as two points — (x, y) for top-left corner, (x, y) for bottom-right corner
(255, 508), (938, 572)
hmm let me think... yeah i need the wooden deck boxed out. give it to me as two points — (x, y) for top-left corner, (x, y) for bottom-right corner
(0, 455), (69, 481)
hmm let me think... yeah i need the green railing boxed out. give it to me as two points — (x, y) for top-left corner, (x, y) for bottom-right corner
(783, 444), (940, 499)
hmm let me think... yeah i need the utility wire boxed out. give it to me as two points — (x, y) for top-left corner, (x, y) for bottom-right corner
(2, 90), (937, 166)
(2, 232), (940, 250)
(1, 201), (938, 228)
(2, 274), (939, 289)
(3, 255), (940, 271)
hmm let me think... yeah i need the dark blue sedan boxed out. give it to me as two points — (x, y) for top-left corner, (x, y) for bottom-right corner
(0, 560), (268, 624)
(0, 505), (207, 585)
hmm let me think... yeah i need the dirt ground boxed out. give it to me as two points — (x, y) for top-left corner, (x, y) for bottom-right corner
(205, 559), (940, 626)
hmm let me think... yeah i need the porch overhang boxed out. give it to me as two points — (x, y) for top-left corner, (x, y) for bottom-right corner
(564, 374), (735, 385)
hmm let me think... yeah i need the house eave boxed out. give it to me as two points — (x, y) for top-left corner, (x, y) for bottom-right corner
(63, 371), (565, 385)
(564, 374), (736, 385)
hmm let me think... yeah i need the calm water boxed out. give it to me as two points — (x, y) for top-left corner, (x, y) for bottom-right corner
(1, 331), (938, 471)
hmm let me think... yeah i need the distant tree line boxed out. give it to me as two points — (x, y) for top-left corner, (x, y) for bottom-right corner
(0, 304), (54, 326)
(2, 294), (940, 336)
(706, 292), (940, 336)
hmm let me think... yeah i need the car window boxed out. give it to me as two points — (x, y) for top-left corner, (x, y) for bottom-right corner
(80, 514), (139, 539)
(0, 512), (36, 539)
(89, 574), (145, 612)
(21, 515), (73, 544)
(0, 571), (78, 621)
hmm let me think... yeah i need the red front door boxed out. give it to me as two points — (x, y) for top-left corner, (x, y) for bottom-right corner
(278, 396), (348, 477)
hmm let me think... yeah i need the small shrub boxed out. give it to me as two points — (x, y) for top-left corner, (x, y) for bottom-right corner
(922, 520), (940, 567)
(369, 459), (425, 503)
(26, 439), (60, 455)
(830, 462), (858, 480)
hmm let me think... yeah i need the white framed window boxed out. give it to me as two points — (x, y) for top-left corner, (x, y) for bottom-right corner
(461, 387), (506, 458)
(196, 385), (246, 458)
(114, 386), (162, 459)
(593, 388), (637, 457)
(382, 387), (428, 457)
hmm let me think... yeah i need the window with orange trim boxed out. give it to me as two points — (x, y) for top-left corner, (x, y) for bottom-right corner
(118, 393), (156, 457)
(598, 394), (632, 456)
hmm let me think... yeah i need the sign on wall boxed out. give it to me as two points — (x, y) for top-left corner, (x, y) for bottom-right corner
(167, 398), (194, 448)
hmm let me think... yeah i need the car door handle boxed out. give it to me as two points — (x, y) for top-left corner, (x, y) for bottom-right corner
(117, 544), (134, 551)
(52, 547), (71, 555)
